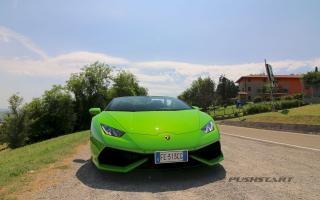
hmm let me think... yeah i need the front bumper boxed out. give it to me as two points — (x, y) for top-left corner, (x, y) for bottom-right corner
(91, 141), (224, 173)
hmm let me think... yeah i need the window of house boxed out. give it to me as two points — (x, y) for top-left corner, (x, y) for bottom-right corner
(248, 86), (251, 91)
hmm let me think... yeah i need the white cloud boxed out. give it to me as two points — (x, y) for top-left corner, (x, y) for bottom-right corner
(131, 59), (319, 92)
(1, 52), (318, 97)
(51, 51), (129, 65)
(0, 25), (319, 106)
(0, 26), (48, 59)
(0, 27), (130, 77)
(0, 51), (129, 76)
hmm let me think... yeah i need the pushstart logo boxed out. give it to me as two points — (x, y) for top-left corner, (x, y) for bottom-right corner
(228, 176), (294, 183)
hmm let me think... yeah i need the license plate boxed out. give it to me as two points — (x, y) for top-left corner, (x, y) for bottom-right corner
(154, 150), (188, 164)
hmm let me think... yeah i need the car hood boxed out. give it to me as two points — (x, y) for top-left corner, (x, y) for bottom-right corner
(101, 109), (200, 135)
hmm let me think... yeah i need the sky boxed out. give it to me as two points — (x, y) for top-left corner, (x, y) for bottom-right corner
(0, 0), (320, 108)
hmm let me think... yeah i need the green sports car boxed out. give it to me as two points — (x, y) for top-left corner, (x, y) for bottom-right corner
(89, 96), (223, 173)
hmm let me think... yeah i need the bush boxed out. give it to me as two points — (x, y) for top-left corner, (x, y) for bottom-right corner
(264, 96), (271, 101)
(293, 93), (304, 100)
(244, 99), (303, 115)
(281, 95), (293, 100)
(279, 99), (303, 109)
(281, 109), (289, 115)
(245, 103), (272, 115)
(253, 96), (262, 103)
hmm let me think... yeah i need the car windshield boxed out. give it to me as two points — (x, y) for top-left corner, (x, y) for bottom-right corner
(105, 96), (193, 112)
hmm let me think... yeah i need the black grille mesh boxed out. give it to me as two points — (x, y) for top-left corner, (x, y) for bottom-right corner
(98, 141), (222, 167)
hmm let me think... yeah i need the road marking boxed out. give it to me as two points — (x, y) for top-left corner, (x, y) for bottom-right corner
(223, 132), (320, 152)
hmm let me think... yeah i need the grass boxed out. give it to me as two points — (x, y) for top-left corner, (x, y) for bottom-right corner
(229, 104), (320, 125)
(0, 131), (89, 198)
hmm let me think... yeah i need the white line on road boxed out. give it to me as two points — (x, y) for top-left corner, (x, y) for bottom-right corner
(223, 132), (320, 152)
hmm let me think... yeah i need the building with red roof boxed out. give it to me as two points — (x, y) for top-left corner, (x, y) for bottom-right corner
(235, 74), (310, 101)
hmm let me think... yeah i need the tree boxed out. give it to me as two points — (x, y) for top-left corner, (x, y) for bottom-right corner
(110, 70), (148, 97)
(303, 69), (320, 98)
(24, 85), (76, 142)
(67, 62), (113, 130)
(0, 62), (150, 147)
(216, 75), (238, 105)
(0, 94), (27, 148)
(178, 77), (215, 111)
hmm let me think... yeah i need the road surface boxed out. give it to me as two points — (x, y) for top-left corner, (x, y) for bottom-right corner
(21, 125), (320, 200)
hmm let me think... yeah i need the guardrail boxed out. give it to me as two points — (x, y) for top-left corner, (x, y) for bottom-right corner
(219, 120), (320, 134)
(211, 106), (245, 120)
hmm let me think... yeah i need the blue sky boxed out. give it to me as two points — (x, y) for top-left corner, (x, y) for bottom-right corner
(0, 0), (320, 107)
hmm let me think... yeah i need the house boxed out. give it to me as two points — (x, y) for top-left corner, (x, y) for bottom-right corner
(235, 74), (308, 101)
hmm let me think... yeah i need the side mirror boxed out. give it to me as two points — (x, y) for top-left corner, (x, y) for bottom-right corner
(89, 108), (101, 116)
(192, 106), (200, 110)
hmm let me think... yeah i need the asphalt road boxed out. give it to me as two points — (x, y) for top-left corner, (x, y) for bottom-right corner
(26, 125), (320, 200)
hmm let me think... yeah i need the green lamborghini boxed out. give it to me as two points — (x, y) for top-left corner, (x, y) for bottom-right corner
(89, 96), (223, 173)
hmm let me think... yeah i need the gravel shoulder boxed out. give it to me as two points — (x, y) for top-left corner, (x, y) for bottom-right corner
(16, 126), (320, 200)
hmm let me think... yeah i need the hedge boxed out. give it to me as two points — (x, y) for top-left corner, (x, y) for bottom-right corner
(244, 99), (304, 115)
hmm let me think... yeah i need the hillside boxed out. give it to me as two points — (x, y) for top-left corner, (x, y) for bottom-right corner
(0, 131), (89, 198)
(231, 104), (320, 125)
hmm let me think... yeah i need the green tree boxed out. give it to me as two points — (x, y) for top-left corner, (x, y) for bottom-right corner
(0, 94), (27, 148)
(110, 70), (148, 97)
(216, 75), (238, 105)
(24, 85), (76, 142)
(67, 62), (113, 130)
(303, 68), (320, 97)
(178, 77), (215, 111)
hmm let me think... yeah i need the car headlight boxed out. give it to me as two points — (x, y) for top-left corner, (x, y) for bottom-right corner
(201, 121), (214, 133)
(101, 124), (125, 137)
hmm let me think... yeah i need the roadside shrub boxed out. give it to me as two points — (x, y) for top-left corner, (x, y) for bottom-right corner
(253, 96), (262, 103)
(281, 95), (293, 100)
(264, 96), (271, 101)
(293, 93), (304, 100)
(279, 99), (303, 109)
(274, 101), (282, 110)
(245, 103), (272, 115)
(244, 99), (303, 115)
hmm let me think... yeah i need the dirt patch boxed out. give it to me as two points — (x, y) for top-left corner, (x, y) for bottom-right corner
(11, 142), (89, 200)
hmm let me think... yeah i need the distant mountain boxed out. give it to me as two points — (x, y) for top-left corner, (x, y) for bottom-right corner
(0, 108), (9, 113)
(0, 108), (9, 121)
